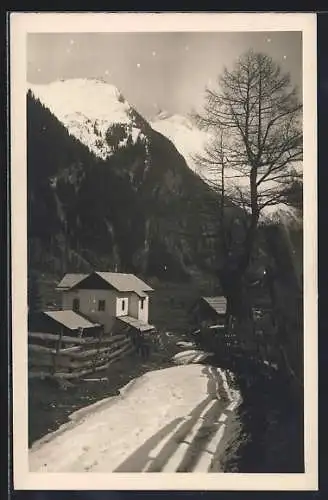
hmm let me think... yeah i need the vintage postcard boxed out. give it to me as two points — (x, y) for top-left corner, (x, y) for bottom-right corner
(10, 12), (317, 491)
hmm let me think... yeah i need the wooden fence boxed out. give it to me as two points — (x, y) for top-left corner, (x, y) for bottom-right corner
(28, 331), (135, 380)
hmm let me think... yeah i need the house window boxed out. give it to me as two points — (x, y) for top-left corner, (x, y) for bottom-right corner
(73, 298), (80, 312)
(121, 299), (126, 312)
(140, 297), (145, 310)
(98, 300), (106, 311)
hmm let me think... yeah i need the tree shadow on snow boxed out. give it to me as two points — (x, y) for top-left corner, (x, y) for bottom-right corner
(114, 367), (223, 472)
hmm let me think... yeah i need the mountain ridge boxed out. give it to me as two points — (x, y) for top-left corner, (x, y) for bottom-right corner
(29, 78), (302, 225)
(27, 83), (224, 284)
(27, 77), (302, 294)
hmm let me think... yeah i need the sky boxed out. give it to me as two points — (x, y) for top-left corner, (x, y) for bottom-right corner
(27, 31), (302, 120)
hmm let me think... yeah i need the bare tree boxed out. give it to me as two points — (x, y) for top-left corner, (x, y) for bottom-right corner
(193, 49), (303, 319)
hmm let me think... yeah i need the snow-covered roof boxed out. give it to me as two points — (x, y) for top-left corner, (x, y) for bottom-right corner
(44, 310), (100, 330)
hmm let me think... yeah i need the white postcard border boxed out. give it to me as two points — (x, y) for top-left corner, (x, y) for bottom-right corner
(10, 12), (318, 491)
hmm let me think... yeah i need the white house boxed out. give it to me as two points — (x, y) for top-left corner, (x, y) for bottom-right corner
(56, 271), (154, 334)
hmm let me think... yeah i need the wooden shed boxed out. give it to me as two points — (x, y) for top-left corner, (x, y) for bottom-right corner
(28, 310), (103, 339)
(191, 296), (227, 328)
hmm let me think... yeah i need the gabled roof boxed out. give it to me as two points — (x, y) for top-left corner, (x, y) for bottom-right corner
(56, 273), (88, 291)
(201, 296), (227, 315)
(44, 310), (100, 330)
(95, 272), (153, 293)
(56, 271), (153, 294)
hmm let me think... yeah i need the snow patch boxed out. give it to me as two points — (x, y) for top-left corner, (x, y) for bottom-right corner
(176, 341), (195, 348)
(172, 349), (213, 365)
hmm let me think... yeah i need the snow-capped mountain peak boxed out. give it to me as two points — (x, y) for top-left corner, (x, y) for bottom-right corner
(28, 78), (146, 160)
(29, 78), (129, 122)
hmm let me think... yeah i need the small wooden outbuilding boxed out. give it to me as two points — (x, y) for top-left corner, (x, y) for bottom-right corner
(28, 310), (103, 338)
(191, 296), (227, 328)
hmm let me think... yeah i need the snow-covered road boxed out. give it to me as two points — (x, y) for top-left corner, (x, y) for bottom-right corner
(29, 364), (242, 473)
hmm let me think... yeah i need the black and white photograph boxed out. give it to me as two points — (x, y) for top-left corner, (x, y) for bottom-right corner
(10, 12), (317, 491)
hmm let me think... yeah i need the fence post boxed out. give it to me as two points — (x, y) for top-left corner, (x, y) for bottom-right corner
(92, 327), (104, 373)
(52, 326), (64, 376)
